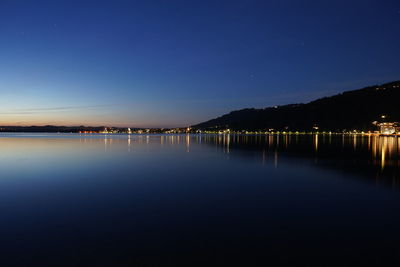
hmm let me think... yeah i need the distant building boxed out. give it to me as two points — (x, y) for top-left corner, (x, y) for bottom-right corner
(378, 122), (398, 135)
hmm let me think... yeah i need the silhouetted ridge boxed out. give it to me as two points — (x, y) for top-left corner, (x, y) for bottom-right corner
(193, 81), (400, 131)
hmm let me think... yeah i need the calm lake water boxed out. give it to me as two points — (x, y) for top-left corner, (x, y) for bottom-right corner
(0, 133), (400, 266)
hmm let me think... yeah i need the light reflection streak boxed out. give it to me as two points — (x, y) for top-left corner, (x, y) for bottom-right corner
(314, 134), (319, 152)
(381, 138), (386, 170)
(369, 136), (399, 170)
(353, 134), (357, 150)
(186, 134), (190, 153)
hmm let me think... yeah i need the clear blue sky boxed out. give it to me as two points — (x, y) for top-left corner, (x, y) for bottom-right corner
(0, 0), (399, 127)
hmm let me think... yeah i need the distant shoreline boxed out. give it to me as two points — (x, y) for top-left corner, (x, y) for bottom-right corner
(0, 131), (398, 137)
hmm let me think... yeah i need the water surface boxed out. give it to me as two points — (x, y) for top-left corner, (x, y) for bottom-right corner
(0, 133), (399, 266)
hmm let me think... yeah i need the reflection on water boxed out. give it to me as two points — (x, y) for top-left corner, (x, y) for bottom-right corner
(2, 133), (398, 172)
(5, 132), (398, 187)
(143, 133), (400, 168)
(130, 133), (400, 189)
(210, 134), (400, 188)
(371, 135), (400, 169)
(3, 133), (398, 166)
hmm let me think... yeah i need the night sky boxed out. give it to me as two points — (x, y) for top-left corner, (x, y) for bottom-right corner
(0, 0), (399, 127)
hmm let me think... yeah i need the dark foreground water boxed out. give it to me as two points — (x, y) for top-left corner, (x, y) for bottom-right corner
(0, 133), (400, 267)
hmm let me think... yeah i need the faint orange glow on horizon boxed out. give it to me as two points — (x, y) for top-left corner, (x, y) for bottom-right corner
(0, 116), (187, 128)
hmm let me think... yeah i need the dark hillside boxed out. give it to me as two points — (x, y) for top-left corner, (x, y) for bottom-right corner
(193, 81), (400, 131)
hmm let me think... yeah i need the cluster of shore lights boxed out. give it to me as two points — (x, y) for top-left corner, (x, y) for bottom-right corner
(209, 130), (376, 135)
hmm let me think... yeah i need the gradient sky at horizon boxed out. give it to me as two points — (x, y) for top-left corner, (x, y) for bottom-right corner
(0, 0), (399, 127)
